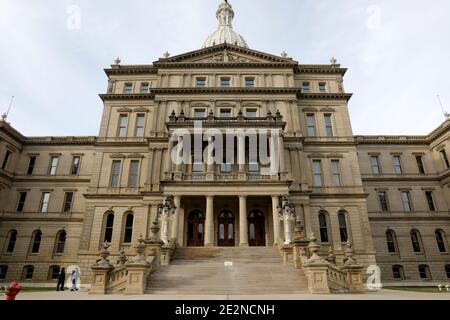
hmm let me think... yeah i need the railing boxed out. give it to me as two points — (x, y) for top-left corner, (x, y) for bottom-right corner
(165, 172), (281, 182)
(106, 266), (128, 294)
(327, 264), (350, 293)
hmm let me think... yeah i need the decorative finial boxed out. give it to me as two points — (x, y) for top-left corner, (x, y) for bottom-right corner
(330, 57), (337, 65)
(281, 51), (288, 58)
(163, 51), (171, 58)
(1, 96), (14, 122)
(114, 57), (121, 65)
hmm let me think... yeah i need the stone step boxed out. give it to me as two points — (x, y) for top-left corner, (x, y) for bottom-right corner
(146, 246), (308, 295)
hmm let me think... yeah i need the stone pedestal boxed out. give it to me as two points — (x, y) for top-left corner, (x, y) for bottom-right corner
(303, 263), (331, 294)
(292, 238), (309, 269)
(160, 245), (172, 265)
(280, 245), (293, 265)
(341, 265), (366, 294)
(89, 266), (113, 295)
(124, 263), (151, 295)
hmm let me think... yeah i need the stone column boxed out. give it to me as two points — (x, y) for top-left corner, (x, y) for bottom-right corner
(239, 195), (249, 246)
(205, 196), (214, 247)
(170, 196), (181, 242)
(237, 134), (246, 172)
(278, 132), (286, 173)
(269, 132), (278, 177)
(272, 196), (281, 245)
(168, 136), (174, 174)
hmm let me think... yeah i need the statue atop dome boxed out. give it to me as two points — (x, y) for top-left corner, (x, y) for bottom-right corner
(203, 0), (248, 48)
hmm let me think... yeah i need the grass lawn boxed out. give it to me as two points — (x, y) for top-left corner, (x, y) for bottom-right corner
(384, 286), (445, 293)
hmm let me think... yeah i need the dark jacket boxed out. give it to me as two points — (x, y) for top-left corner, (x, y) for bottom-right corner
(58, 270), (66, 282)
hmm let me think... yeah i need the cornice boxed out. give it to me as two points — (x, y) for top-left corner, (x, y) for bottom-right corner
(154, 62), (296, 69)
(295, 65), (348, 75)
(299, 92), (353, 101)
(105, 65), (158, 76)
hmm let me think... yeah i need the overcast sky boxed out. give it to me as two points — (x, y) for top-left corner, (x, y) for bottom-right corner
(0, 0), (449, 136)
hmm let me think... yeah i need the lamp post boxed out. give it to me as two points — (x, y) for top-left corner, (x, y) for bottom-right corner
(277, 195), (296, 245)
(158, 196), (177, 245)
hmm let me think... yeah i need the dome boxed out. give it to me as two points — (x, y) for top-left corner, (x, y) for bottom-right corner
(203, 0), (248, 48)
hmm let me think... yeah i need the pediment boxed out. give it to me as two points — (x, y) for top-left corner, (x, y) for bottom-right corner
(154, 43), (297, 65)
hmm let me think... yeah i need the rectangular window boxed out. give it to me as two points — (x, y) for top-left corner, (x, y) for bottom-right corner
(324, 114), (334, 137)
(124, 83), (133, 93)
(425, 191), (436, 211)
(393, 156), (403, 174)
(17, 192), (27, 212)
(71, 156), (81, 175)
(331, 160), (342, 186)
(245, 78), (255, 88)
(0, 266), (7, 280)
(128, 160), (140, 187)
(140, 83), (149, 93)
(63, 192), (74, 213)
(1, 150), (12, 170)
(302, 82), (310, 92)
(194, 109), (206, 118)
(220, 78), (230, 87)
(378, 192), (389, 212)
(312, 160), (323, 187)
(319, 82), (326, 93)
(40, 192), (51, 213)
(192, 162), (204, 173)
(418, 265), (430, 279)
(110, 160), (121, 187)
(220, 109), (231, 118)
(392, 266), (404, 280)
(249, 162), (260, 172)
(441, 149), (450, 169)
(221, 163), (232, 173)
(371, 156), (381, 175)
(117, 114), (129, 137)
(416, 155), (425, 174)
(135, 114), (145, 137)
(196, 78), (206, 87)
(27, 156), (37, 175)
(246, 109), (257, 118)
(306, 114), (316, 137)
(401, 191), (412, 212)
(48, 156), (59, 175)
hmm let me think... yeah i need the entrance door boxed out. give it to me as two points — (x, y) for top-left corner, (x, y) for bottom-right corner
(248, 210), (266, 247)
(218, 210), (235, 247)
(187, 210), (205, 247)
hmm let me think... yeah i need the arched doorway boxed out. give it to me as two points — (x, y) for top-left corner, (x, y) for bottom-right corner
(218, 210), (235, 247)
(248, 210), (266, 247)
(187, 210), (205, 247)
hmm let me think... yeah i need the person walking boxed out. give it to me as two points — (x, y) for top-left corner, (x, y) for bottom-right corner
(70, 268), (80, 291)
(56, 267), (65, 292)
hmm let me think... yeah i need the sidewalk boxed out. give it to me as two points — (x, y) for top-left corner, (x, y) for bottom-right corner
(12, 289), (450, 300)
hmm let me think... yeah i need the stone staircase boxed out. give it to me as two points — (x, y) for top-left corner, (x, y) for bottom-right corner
(146, 247), (309, 295)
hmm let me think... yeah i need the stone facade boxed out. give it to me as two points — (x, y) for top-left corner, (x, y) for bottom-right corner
(0, 1), (449, 290)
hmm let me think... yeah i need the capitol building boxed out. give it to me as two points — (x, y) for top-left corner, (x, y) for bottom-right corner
(0, 1), (449, 295)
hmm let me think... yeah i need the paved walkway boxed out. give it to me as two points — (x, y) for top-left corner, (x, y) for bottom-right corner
(12, 289), (450, 300)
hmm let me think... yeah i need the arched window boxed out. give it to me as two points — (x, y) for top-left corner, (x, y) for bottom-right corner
(55, 231), (66, 254)
(0, 265), (8, 280)
(6, 230), (17, 253)
(435, 229), (448, 253)
(418, 264), (431, 279)
(123, 213), (134, 243)
(386, 230), (398, 253)
(318, 212), (329, 243)
(48, 265), (60, 280)
(392, 265), (404, 280)
(103, 213), (114, 243)
(31, 230), (42, 254)
(22, 265), (34, 280)
(410, 229), (423, 253)
(338, 211), (348, 242)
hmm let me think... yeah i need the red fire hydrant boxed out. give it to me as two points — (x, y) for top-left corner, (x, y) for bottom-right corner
(5, 280), (22, 300)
